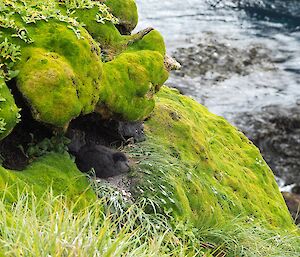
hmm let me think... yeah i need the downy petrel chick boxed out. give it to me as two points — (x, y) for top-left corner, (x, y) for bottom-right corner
(76, 143), (130, 178)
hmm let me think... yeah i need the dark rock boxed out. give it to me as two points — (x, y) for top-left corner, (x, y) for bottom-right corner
(234, 105), (300, 186)
(69, 113), (145, 146)
(116, 121), (146, 142)
(0, 80), (52, 170)
(66, 129), (86, 154)
(172, 34), (274, 83)
(292, 185), (300, 195)
(282, 192), (300, 224)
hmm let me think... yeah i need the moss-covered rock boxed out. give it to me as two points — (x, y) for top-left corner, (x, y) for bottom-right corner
(16, 48), (82, 127)
(0, 2), (298, 254)
(97, 50), (169, 120)
(0, 78), (20, 140)
(0, 153), (97, 206)
(0, 0), (168, 131)
(0, 2), (294, 233)
(105, 0), (138, 34)
(70, 3), (162, 60)
(69, 7), (125, 58)
(14, 20), (103, 127)
(126, 30), (166, 56)
(129, 86), (296, 231)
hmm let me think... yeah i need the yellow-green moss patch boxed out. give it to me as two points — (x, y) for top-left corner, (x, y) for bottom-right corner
(98, 50), (169, 121)
(0, 153), (96, 206)
(129, 86), (295, 231)
(16, 48), (82, 126)
(14, 20), (103, 127)
(126, 30), (166, 56)
(0, 78), (20, 140)
(0, 1), (168, 128)
(70, 7), (126, 57)
(105, 0), (138, 33)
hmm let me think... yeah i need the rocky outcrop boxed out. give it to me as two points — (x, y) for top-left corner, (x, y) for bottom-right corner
(0, 0), (168, 133)
(282, 192), (300, 224)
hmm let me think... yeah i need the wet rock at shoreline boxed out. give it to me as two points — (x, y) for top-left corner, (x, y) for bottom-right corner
(172, 33), (275, 85)
(234, 105), (300, 189)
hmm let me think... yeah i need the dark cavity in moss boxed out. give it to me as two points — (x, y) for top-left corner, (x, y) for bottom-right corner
(0, 91), (144, 172)
(0, 80), (52, 170)
(68, 113), (145, 147)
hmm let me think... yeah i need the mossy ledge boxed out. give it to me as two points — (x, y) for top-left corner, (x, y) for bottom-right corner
(0, 153), (97, 207)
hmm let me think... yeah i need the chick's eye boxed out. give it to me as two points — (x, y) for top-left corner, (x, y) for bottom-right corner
(113, 153), (127, 163)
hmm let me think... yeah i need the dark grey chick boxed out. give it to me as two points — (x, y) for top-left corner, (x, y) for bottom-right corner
(76, 143), (130, 178)
(66, 129), (86, 154)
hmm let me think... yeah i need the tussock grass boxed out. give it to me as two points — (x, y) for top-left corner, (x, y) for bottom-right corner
(0, 182), (299, 257)
(126, 140), (300, 256)
(0, 184), (203, 257)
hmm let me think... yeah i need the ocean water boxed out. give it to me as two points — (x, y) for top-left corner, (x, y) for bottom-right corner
(136, 0), (300, 118)
(135, 0), (300, 187)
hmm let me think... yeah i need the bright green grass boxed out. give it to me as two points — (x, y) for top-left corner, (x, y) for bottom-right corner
(0, 180), (299, 257)
(0, 184), (205, 257)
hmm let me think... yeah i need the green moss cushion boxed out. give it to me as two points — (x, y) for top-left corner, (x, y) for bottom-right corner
(70, 7), (125, 56)
(126, 30), (166, 56)
(98, 50), (169, 120)
(15, 21), (103, 127)
(17, 48), (82, 127)
(0, 78), (20, 140)
(131, 86), (295, 230)
(0, 153), (97, 206)
(0, 0), (169, 132)
(105, 0), (138, 33)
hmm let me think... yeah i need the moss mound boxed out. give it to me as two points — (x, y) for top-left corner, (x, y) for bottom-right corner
(0, 153), (96, 206)
(98, 50), (168, 120)
(0, 1), (298, 254)
(105, 0), (138, 34)
(126, 30), (166, 55)
(129, 86), (296, 231)
(0, 78), (20, 140)
(15, 20), (103, 126)
(0, 0), (168, 134)
(17, 48), (83, 127)
(67, 7), (124, 58)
